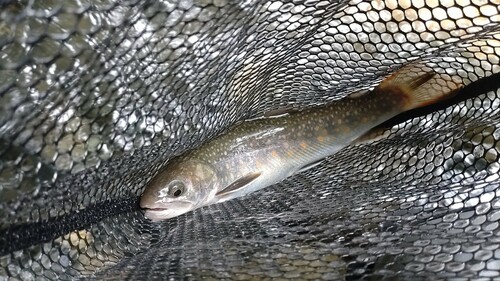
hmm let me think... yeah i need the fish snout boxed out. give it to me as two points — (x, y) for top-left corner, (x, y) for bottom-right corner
(140, 189), (164, 210)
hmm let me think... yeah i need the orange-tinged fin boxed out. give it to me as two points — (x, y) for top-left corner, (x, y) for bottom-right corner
(263, 107), (300, 118)
(245, 107), (299, 121)
(296, 159), (323, 174)
(352, 126), (391, 146)
(377, 64), (464, 111)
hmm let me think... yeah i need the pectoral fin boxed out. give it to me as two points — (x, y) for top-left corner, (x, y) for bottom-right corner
(216, 172), (262, 197)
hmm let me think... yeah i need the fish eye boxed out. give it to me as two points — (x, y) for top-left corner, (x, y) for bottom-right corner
(169, 182), (185, 197)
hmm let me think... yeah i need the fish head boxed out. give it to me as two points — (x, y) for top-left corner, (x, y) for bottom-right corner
(140, 159), (218, 222)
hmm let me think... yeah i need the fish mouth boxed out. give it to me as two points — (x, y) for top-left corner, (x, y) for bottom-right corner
(142, 201), (194, 222)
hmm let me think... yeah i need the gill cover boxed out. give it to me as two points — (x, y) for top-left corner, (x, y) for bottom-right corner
(140, 158), (218, 221)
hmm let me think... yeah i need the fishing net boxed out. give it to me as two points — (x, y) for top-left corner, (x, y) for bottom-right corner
(1, 0), (500, 280)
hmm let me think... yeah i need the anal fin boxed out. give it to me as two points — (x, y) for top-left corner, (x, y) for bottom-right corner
(296, 159), (324, 174)
(263, 107), (301, 118)
(352, 126), (390, 146)
(246, 107), (300, 121)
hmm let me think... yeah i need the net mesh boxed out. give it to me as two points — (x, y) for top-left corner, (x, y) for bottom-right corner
(1, 0), (500, 279)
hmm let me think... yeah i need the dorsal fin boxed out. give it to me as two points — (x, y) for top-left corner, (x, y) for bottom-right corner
(215, 172), (261, 197)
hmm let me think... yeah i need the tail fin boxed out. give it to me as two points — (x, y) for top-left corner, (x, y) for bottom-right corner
(378, 64), (464, 111)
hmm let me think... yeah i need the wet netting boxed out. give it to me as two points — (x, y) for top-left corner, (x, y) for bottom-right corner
(0, 0), (500, 280)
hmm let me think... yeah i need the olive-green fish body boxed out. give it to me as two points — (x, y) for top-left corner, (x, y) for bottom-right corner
(140, 66), (462, 221)
(192, 91), (406, 203)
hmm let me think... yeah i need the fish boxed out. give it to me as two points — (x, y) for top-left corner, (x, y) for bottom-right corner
(140, 64), (463, 222)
